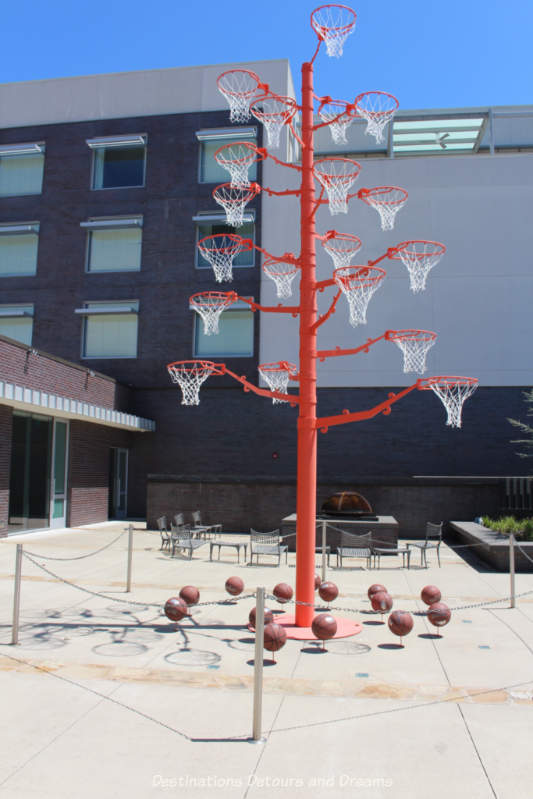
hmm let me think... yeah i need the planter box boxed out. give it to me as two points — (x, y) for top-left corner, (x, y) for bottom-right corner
(449, 521), (533, 572)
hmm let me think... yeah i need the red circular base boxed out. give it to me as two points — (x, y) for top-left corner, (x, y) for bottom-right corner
(271, 613), (363, 641)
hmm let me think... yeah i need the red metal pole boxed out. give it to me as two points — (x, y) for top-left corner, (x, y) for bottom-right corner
(295, 61), (318, 627)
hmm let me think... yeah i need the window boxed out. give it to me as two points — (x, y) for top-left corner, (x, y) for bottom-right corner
(82, 217), (143, 273)
(196, 127), (257, 184)
(194, 212), (255, 269)
(76, 301), (139, 358)
(193, 300), (253, 357)
(0, 305), (33, 345)
(87, 135), (146, 190)
(0, 143), (45, 197)
(0, 223), (39, 277)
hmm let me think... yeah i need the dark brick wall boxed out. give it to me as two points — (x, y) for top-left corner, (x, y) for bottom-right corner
(0, 405), (13, 535)
(68, 421), (133, 527)
(0, 334), (129, 409)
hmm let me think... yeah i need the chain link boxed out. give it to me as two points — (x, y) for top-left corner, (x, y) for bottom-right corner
(24, 529), (127, 562)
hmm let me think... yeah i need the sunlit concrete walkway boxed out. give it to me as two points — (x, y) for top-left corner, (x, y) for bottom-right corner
(1, 522), (532, 798)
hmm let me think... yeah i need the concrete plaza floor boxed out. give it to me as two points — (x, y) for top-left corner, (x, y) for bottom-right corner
(0, 522), (532, 799)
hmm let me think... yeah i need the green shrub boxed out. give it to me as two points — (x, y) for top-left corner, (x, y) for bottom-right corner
(480, 515), (533, 540)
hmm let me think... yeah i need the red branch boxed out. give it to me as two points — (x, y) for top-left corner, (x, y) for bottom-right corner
(317, 332), (390, 361)
(220, 365), (300, 406)
(235, 295), (300, 316)
(311, 289), (342, 332)
(315, 382), (422, 432)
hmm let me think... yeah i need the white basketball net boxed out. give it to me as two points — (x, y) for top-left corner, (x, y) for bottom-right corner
(318, 99), (355, 144)
(359, 186), (408, 231)
(167, 361), (217, 406)
(259, 362), (298, 404)
(388, 330), (437, 374)
(214, 142), (258, 187)
(250, 95), (297, 149)
(355, 91), (398, 144)
(314, 158), (361, 215)
(197, 235), (251, 283)
(217, 70), (260, 124)
(263, 258), (300, 299)
(321, 232), (362, 269)
(424, 378), (478, 428)
(334, 266), (386, 326)
(311, 5), (357, 58)
(394, 241), (446, 293)
(213, 184), (259, 227)
(190, 292), (236, 335)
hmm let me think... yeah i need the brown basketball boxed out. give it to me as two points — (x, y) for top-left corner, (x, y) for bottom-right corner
(311, 613), (337, 640)
(368, 584), (387, 599)
(225, 576), (244, 596)
(421, 585), (441, 606)
(318, 581), (339, 603)
(273, 582), (293, 603)
(314, 574), (321, 590)
(249, 606), (274, 628)
(371, 590), (393, 613)
(164, 597), (188, 622)
(264, 622), (287, 652)
(179, 585), (200, 606)
(427, 602), (451, 627)
(388, 610), (414, 638)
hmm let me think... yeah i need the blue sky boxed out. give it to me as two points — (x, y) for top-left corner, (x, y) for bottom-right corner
(2, 0), (532, 110)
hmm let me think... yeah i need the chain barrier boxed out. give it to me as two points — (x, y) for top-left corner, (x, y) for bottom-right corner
(24, 529), (127, 562)
(516, 543), (533, 567)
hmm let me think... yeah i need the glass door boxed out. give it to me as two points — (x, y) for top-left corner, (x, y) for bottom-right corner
(50, 420), (69, 528)
(8, 413), (52, 532)
(109, 447), (128, 519)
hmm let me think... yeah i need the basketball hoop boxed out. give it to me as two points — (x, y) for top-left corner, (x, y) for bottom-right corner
(321, 232), (362, 269)
(217, 69), (261, 123)
(250, 93), (298, 149)
(311, 5), (357, 58)
(313, 157), (361, 215)
(258, 361), (298, 404)
(214, 142), (265, 188)
(213, 182), (261, 227)
(318, 98), (356, 144)
(263, 257), (300, 298)
(167, 360), (222, 406)
(197, 234), (253, 283)
(358, 186), (408, 231)
(189, 291), (237, 335)
(354, 91), (399, 144)
(333, 266), (386, 326)
(386, 329), (437, 374)
(419, 376), (478, 428)
(390, 240), (446, 293)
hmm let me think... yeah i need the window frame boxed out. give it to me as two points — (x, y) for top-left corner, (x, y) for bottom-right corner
(0, 142), (45, 198)
(196, 127), (257, 185)
(87, 134), (147, 191)
(0, 304), (34, 345)
(0, 222), (40, 278)
(193, 211), (256, 271)
(81, 217), (143, 274)
(75, 300), (140, 360)
(192, 298), (254, 358)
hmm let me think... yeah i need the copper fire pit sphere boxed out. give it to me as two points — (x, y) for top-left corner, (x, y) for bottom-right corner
(320, 490), (374, 518)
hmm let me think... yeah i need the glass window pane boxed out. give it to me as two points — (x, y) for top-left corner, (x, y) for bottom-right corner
(0, 316), (33, 345)
(196, 221), (254, 268)
(84, 312), (138, 358)
(0, 154), (44, 197)
(53, 422), (67, 495)
(199, 138), (257, 184)
(88, 228), (142, 272)
(194, 309), (253, 356)
(0, 233), (38, 276)
(93, 146), (145, 189)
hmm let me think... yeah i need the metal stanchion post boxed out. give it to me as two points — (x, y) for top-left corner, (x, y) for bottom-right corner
(11, 544), (23, 645)
(509, 532), (516, 608)
(252, 586), (265, 742)
(321, 520), (327, 582)
(126, 524), (133, 593)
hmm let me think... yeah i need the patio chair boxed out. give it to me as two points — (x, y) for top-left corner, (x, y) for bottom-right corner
(156, 516), (171, 551)
(409, 522), (443, 567)
(249, 529), (288, 566)
(191, 510), (222, 540)
(336, 531), (373, 569)
(171, 528), (207, 559)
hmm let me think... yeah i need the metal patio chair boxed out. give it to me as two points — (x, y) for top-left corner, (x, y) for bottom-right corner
(249, 529), (288, 566)
(156, 516), (171, 551)
(408, 522), (443, 567)
(191, 510), (222, 540)
(170, 527), (207, 559)
(336, 531), (373, 569)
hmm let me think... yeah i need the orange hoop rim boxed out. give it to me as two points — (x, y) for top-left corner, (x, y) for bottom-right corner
(321, 231), (362, 249)
(214, 141), (266, 167)
(259, 361), (298, 375)
(189, 290), (237, 309)
(389, 240), (447, 260)
(263, 257), (300, 277)
(418, 375), (479, 390)
(314, 157), (362, 182)
(212, 182), (261, 202)
(197, 234), (253, 254)
(166, 359), (224, 376)
(311, 4), (357, 41)
(359, 186), (408, 206)
(334, 265), (386, 286)
(216, 69), (262, 101)
(250, 93), (298, 123)
(386, 329), (437, 343)
(354, 90), (399, 118)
